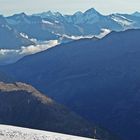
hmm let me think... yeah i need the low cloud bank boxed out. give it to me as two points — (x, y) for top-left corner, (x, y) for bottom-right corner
(20, 40), (58, 55)
(0, 40), (59, 65)
(0, 30), (111, 65)
(97, 29), (111, 38)
(61, 34), (95, 40)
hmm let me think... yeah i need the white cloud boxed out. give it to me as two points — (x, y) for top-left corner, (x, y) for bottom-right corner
(0, 31), (111, 65)
(0, 49), (19, 55)
(0, 40), (59, 65)
(96, 28), (111, 38)
(61, 34), (95, 40)
(20, 40), (58, 55)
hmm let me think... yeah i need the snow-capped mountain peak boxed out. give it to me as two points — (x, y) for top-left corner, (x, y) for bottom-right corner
(13, 12), (28, 19)
(34, 11), (63, 18)
(82, 8), (102, 24)
(84, 8), (101, 15)
(74, 11), (83, 16)
(7, 13), (31, 24)
(65, 8), (103, 24)
(132, 11), (140, 17)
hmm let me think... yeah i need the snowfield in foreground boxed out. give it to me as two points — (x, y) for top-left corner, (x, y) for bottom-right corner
(0, 125), (95, 140)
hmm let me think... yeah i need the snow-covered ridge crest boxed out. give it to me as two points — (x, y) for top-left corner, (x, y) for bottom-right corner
(0, 125), (96, 140)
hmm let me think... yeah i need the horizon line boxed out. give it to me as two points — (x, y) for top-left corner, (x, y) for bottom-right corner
(1, 7), (140, 17)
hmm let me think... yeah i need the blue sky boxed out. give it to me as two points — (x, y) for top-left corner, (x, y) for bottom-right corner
(0, 0), (140, 16)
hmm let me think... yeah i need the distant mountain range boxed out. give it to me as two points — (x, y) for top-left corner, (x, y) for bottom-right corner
(0, 8), (140, 48)
(0, 8), (140, 65)
(5, 8), (140, 41)
(1, 29), (140, 140)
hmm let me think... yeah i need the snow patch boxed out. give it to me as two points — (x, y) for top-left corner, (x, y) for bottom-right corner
(111, 14), (133, 27)
(0, 125), (95, 140)
(20, 32), (29, 39)
(20, 32), (37, 42)
(42, 20), (54, 25)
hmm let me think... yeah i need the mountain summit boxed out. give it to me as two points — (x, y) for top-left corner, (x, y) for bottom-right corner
(132, 11), (140, 17)
(84, 8), (101, 15)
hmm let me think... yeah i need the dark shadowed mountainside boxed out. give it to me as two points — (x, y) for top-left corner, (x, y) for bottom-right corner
(1, 29), (140, 140)
(0, 81), (118, 140)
